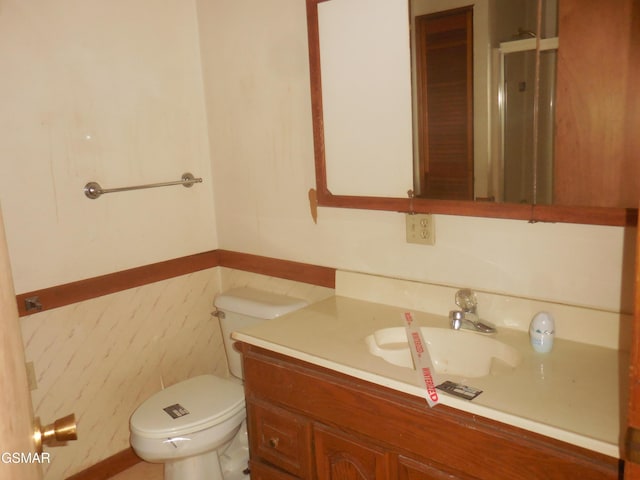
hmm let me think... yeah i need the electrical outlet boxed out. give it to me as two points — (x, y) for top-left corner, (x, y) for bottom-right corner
(406, 213), (435, 245)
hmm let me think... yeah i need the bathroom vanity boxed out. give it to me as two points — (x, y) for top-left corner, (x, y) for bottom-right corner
(233, 296), (623, 479)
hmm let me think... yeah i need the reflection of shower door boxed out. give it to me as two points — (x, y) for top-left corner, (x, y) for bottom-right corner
(500, 39), (557, 205)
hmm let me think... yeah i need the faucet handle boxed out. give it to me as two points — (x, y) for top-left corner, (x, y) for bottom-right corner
(455, 289), (477, 312)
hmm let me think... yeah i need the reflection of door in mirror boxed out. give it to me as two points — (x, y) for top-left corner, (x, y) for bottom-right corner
(414, 7), (473, 201)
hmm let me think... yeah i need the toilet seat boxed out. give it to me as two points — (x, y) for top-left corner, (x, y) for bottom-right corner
(130, 375), (245, 439)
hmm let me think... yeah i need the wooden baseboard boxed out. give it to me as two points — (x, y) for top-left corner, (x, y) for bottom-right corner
(66, 448), (141, 480)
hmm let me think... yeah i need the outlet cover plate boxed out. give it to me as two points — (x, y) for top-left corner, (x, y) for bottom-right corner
(406, 213), (435, 245)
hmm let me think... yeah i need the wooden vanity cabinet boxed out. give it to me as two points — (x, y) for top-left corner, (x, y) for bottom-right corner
(241, 344), (620, 480)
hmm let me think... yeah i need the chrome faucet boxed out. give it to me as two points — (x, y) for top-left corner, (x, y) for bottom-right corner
(449, 289), (496, 334)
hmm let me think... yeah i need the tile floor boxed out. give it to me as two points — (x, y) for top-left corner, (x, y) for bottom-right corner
(109, 461), (163, 480)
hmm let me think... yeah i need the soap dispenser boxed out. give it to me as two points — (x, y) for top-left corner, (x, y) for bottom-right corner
(529, 312), (555, 353)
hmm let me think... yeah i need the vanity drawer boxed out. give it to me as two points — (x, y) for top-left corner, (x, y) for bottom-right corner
(248, 399), (313, 478)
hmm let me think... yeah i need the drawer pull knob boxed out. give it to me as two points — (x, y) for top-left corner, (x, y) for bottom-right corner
(268, 437), (280, 448)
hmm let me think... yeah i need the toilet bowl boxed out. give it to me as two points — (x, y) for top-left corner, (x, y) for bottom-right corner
(129, 287), (308, 480)
(130, 375), (245, 480)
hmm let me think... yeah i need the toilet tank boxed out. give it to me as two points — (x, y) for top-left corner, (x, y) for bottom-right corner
(214, 287), (308, 379)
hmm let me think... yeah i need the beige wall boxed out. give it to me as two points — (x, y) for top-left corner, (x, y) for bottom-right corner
(0, 0), (218, 293)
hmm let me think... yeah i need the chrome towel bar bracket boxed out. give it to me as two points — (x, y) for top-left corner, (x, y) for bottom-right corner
(84, 172), (202, 199)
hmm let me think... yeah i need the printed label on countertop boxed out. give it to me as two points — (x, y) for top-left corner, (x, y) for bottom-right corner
(403, 312), (440, 408)
(437, 380), (483, 400)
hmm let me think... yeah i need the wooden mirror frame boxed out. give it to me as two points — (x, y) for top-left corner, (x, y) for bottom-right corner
(306, 0), (638, 227)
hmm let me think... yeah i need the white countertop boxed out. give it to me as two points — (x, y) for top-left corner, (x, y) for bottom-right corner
(232, 295), (625, 458)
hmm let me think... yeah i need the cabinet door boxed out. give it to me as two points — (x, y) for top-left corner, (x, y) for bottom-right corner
(398, 455), (479, 480)
(314, 425), (390, 480)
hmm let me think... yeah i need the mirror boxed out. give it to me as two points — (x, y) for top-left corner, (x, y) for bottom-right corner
(306, 0), (639, 226)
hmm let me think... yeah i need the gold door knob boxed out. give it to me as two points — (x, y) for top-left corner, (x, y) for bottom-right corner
(33, 413), (77, 453)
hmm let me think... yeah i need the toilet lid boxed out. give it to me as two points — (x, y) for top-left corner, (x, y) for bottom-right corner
(130, 375), (245, 439)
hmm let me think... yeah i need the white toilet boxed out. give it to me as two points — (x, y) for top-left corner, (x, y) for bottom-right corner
(129, 287), (308, 480)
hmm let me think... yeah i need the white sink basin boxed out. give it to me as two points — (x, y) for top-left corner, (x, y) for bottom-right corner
(365, 327), (521, 378)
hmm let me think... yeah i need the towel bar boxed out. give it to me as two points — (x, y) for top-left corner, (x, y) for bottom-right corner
(84, 173), (202, 199)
